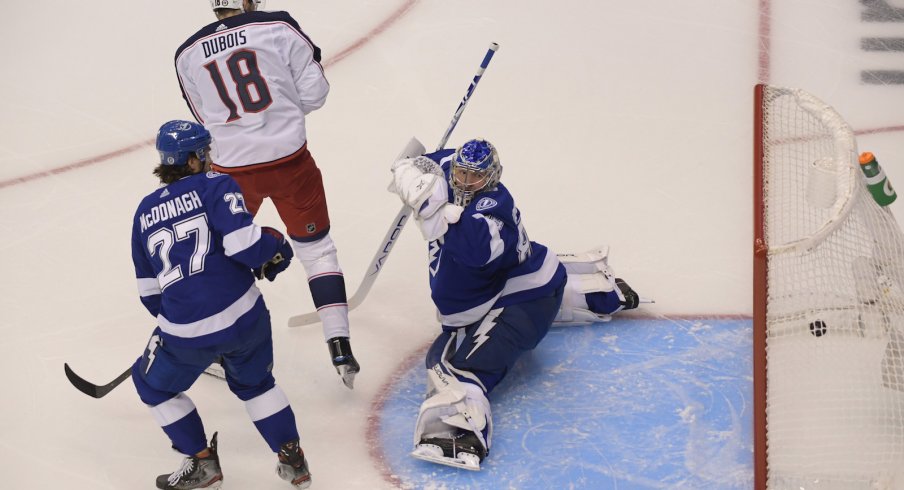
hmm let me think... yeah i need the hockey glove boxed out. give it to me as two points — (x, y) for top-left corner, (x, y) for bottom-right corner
(253, 227), (294, 282)
(390, 156), (445, 214)
(327, 336), (360, 390)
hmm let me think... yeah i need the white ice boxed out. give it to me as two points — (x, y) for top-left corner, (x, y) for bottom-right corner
(2, 0), (904, 488)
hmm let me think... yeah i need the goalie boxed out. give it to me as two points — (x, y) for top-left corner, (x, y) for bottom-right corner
(389, 138), (642, 471)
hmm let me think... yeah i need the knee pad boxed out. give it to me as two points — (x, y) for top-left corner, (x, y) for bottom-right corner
(290, 233), (341, 277)
(291, 233), (349, 338)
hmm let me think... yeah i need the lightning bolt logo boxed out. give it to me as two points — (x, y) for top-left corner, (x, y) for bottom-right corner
(466, 308), (502, 359)
(428, 239), (442, 276)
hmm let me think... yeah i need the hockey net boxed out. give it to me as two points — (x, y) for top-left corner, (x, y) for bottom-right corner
(754, 84), (904, 489)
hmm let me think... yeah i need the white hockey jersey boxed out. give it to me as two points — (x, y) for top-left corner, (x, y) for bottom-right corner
(175, 11), (329, 168)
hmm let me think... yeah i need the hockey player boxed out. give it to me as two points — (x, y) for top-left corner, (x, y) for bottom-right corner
(174, 0), (359, 388)
(389, 138), (639, 470)
(131, 120), (311, 489)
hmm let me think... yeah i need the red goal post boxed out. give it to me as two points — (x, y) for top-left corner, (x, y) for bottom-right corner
(753, 83), (904, 489)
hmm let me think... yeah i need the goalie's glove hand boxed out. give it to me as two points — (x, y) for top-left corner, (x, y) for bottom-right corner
(253, 227), (294, 282)
(328, 337), (360, 390)
(615, 278), (640, 310)
(389, 156), (445, 216)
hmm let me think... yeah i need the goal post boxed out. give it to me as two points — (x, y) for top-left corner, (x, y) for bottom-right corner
(753, 83), (904, 489)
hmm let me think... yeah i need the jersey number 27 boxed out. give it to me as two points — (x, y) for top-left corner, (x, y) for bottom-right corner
(147, 214), (211, 290)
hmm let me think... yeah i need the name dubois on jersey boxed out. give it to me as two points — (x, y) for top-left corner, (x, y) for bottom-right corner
(202, 30), (247, 58)
(140, 191), (203, 232)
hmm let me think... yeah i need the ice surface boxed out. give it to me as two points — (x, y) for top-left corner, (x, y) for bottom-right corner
(2, 0), (903, 488)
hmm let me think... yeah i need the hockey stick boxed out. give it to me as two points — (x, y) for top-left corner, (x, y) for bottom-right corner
(288, 42), (500, 327)
(64, 363), (131, 399)
(64, 360), (227, 398)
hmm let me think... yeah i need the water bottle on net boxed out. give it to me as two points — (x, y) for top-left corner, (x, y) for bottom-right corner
(859, 151), (897, 206)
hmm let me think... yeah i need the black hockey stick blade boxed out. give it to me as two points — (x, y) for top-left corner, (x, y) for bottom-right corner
(64, 363), (131, 399)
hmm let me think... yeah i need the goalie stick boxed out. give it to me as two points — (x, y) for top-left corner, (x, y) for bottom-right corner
(288, 42), (500, 327)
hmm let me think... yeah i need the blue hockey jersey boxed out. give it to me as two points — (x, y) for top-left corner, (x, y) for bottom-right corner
(131, 171), (282, 347)
(424, 150), (567, 329)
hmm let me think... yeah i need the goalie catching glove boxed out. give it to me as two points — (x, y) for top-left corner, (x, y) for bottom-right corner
(253, 226), (294, 281)
(389, 156), (464, 241)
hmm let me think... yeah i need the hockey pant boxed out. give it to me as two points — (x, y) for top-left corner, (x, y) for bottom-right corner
(131, 309), (299, 455)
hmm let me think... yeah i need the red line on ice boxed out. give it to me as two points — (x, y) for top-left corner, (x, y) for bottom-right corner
(0, 0), (420, 190)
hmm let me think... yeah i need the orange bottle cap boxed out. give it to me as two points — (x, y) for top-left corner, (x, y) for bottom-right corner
(859, 152), (875, 165)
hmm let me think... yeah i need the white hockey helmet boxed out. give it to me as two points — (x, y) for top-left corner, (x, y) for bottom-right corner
(209, 0), (265, 11)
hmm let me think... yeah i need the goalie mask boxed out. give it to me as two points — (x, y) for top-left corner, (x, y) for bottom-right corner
(450, 139), (502, 206)
(156, 120), (211, 166)
(209, 0), (265, 11)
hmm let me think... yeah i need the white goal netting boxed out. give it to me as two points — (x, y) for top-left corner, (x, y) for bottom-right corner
(759, 85), (904, 489)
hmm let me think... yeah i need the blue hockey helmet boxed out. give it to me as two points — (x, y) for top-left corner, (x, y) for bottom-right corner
(155, 120), (211, 166)
(450, 138), (502, 206)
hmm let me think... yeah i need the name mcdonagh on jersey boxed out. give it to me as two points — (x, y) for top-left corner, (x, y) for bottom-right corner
(139, 191), (204, 232)
(202, 30), (247, 58)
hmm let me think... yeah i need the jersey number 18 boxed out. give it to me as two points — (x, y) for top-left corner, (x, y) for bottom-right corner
(203, 50), (273, 122)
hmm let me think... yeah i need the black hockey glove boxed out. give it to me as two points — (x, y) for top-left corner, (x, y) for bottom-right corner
(253, 227), (294, 281)
(615, 278), (640, 310)
(327, 337), (360, 390)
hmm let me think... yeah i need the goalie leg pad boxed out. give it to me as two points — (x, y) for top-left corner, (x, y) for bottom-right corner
(557, 245), (613, 275)
(414, 364), (492, 451)
(555, 245), (620, 324)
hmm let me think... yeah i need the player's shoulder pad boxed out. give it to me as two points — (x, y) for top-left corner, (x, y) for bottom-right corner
(425, 149), (455, 174)
(424, 148), (455, 164)
(246, 10), (296, 25)
(467, 186), (515, 220)
(176, 11), (309, 60)
(473, 196), (499, 212)
(248, 10), (320, 61)
(201, 170), (242, 197)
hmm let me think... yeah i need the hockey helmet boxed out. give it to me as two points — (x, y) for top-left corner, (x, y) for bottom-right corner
(155, 120), (211, 166)
(209, 0), (265, 11)
(450, 138), (502, 206)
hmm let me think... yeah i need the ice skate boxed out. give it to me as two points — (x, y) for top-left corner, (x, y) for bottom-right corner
(155, 432), (223, 490)
(615, 277), (640, 310)
(276, 439), (312, 488)
(328, 336), (360, 389)
(412, 430), (487, 471)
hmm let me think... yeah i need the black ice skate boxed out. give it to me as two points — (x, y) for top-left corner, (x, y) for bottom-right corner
(615, 278), (640, 310)
(412, 430), (487, 471)
(155, 432), (222, 490)
(328, 336), (360, 389)
(276, 439), (312, 488)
